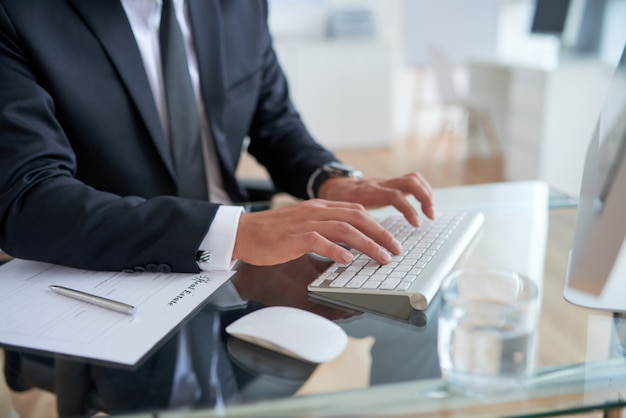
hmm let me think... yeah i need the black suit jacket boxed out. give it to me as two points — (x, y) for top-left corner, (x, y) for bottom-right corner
(0, 0), (336, 272)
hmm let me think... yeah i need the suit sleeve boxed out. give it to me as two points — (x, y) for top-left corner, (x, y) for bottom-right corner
(0, 4), (215, 273)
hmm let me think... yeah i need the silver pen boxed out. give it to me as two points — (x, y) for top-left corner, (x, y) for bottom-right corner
(49, 285), (136, 315)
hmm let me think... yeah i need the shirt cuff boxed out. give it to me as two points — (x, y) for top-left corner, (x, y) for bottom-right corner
(197, 205), (244, 271)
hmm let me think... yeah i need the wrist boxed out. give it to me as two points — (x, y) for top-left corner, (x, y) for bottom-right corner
(317, 176), (360, 200)
(306, 162), (362, 199)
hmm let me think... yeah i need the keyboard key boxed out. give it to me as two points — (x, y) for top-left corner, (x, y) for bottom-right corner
(380, 278), (401, 290)
(362, 280), (381, 289)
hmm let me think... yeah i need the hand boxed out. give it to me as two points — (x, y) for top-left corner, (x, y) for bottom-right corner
(317, 172), (435, 227)
(232, 199), (402, 266)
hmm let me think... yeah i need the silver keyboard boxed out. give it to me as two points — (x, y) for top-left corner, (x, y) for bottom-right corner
(308, 211), (484, 318)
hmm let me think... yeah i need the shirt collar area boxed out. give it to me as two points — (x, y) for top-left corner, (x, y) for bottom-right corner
(120, 0), (186, 18)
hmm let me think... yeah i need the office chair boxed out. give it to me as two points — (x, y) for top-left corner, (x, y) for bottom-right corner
(237, 177), (280, 211)
(428, 47), (501, 157)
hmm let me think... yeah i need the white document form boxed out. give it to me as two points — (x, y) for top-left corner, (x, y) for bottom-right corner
(0, 259), (234, 367)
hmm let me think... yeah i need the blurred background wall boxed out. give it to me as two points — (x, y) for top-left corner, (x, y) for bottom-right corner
(266, 0), (626, 197)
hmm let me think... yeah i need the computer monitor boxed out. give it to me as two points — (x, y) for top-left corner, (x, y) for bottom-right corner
(530, 0), (608, 57)
(530, 0), (571, 35)
(564, 43), (626, 313)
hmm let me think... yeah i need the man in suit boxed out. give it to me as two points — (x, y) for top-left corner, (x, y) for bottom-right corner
(0, 1), (437, 414)
(0, 0), (435, 274)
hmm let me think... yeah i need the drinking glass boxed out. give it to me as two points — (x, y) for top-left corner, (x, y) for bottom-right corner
(438, 268), (541, 395)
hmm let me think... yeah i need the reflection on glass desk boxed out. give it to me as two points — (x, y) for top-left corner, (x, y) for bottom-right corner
(2, 182), (626, 418)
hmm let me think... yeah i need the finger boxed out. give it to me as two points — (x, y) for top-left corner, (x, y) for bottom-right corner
(301, 232), (356, 265)
(351, 181), (420, 227)
(386, 173), (435, 221)
(311, 220), (397, 264)
(332, 207), (403, 255)
(295, 201), (402, 254)
(378, 187), (421, 227)
(411, 172), (436, 219)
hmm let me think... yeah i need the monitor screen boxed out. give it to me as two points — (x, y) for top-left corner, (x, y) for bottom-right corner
(564, 43), (626, 312)
(530, 0), (571, 34)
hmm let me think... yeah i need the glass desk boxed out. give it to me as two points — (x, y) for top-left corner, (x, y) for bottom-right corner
(2, 181), (625, 417)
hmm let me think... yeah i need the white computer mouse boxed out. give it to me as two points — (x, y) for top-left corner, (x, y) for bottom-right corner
(225, 306), (348, 364)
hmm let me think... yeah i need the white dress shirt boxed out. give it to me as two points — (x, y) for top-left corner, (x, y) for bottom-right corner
(120, 0), (242, 271)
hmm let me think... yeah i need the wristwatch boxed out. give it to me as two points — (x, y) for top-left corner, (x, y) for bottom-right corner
(307, 161), (363, 198)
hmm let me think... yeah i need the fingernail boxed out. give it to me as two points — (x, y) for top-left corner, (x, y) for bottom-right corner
(392, 239), (402, 254)
(340, 251), (354, 264)
(411, 210), (420, 227)
(379, 248), (391, 264)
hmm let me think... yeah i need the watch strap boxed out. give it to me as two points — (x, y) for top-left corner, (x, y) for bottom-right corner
(306, 162), (362, 199)
(306, 167), (325, 199)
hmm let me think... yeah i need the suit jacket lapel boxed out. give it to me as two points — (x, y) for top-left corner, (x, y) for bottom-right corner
(188, 0), (243, 200)
(69, 0), (176, 180)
